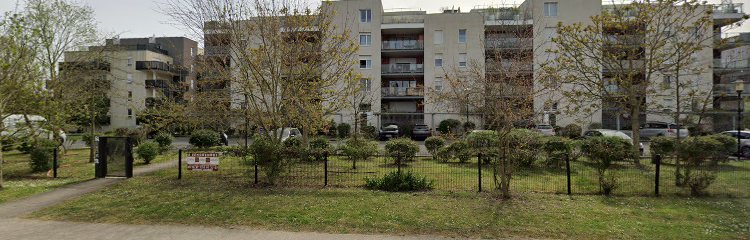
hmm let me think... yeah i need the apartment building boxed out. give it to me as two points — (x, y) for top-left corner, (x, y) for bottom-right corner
(206, 0), (745, 131)
(717, 32), (750, 130)
(62, 37), (198, 131)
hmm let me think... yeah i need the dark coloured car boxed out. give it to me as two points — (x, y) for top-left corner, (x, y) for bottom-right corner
(411, 124), (431, 141)
(379, 125), (399, 141)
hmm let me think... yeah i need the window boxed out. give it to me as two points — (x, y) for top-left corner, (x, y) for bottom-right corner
(360, 9), (372, 23)
(359, 33), (372, 46)
(459, 53), (467, 67)
(434, 30), (444, 45)
(458, 29), (467, 43)
(190, 47), (195, 57)
(544, 2), (558, 17)
(127, 108), (133, 118)
(127, 57), (132, 66)
(360, 78), (371, 92)
(127, 91), (132, 100)
(127, 74), (133, 83)
(435, 77), (443, 91)
(359, 56), (372, 69)
(663, 75), (673, 86)
(434, 54), (443, 67)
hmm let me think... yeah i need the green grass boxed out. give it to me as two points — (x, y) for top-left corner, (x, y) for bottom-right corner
(0, 148), (176, 204)
(28, 165), (750, 239)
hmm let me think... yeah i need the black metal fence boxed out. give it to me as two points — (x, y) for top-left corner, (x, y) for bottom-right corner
(176, 150), (749, 198)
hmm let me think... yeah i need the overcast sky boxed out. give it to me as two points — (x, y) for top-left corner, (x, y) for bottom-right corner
(1, 0), (748, 41)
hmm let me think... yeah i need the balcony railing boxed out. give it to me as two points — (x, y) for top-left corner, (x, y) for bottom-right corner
(382, 64), (424, 74)
(382, 15), (425, 24)
(382, 40), (424, 50)
(136, 61), (187, 75)
(714, 3), (744, 14)
(381, 87), (424, 98)
(715, 59), (750, 69)
(145, 79), (169, 89)
(714, 83), (750, 96)
(485, 38), (532, 49)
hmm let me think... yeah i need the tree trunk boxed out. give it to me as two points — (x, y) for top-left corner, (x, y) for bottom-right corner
(630, 97), (642, 165)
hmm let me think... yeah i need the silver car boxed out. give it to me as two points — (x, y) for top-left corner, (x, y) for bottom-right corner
(535, 124), (555, 136)
(583, 129), (644, 156)
(640, 121), (689, 140)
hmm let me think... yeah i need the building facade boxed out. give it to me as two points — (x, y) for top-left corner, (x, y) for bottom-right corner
(63, 37), (198, 131)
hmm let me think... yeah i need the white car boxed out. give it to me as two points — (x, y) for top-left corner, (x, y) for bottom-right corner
(1, 114), (53, 140)
(535, 124), (556, 136)
(274, 128), (302, 142)
(583, 129), (644, 156)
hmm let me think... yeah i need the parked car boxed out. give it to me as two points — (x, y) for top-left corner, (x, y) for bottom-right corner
(720, 130), (750, 157)
(411, 124), (432, 141)
(379, 125), (399, 141)
(535, 124), (555, 136)
(640, 121), (689, 140)
(583, 129), (644, 156)
(274, 128), (301, 142)
(1, 114), (54, 140)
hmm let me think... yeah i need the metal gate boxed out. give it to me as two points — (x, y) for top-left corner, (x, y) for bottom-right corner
(95, 137), (134, 178)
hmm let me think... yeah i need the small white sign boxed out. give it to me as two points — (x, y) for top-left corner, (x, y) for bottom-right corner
(187, 152), (222, 171)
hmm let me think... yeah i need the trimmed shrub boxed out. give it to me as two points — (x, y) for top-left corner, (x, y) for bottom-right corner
(542, 136), (572, 167)
(676, 136), (721, 196)
(189, 129), (221, 148)
(507, 129), (545, 167)
(250, 136), (286, 184)
(309, 136), (331, 157)
(136, 141), (159, 164)
(445, 141), (471, 163)
(424, 136), (445, 160)
(708, 134), (736, 165)
(587, 122), (603, 130)
(463, 121), (476, 132)
(29, 139), (58, 172)
(365, 171), (433, 192)
(385, 138), (419, 165)
(339, 137), (380, 169)
(650, 136), (676, 157)
(466, 130), (499, 164)
(437, 119), (461, 134)
(559, 124), (582, 139)
(337, 123), (351, 139)
(154, 132), (174, 151)
(581, 136), (632, 195)
(360, 125), (378, 140)
(18, 140), (34, 154)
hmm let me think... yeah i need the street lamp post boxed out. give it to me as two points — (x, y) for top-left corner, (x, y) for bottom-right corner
(736, 81), (744, 160)
(465, 87), (471, 123)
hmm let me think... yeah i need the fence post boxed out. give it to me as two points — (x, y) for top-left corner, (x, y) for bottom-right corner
(655, 154), (661, 196)
(565, 153), (571, 195)
(477, 153), (482, 192)
(254, 153), (259, 184)
(53, 147), (58, 178)
(178, 149), (182, 180)
(324, 151), (329, 187)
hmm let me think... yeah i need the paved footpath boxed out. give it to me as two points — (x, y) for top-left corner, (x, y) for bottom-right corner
(0, 160), (445, 240)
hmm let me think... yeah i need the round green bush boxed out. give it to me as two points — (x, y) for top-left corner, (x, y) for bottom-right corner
(463, 121), (476, 132)
(424, 136), (445, 159)
(29, 139), (58, 172)
(385, 138), (419, 164)
(189, 129), (221, 148)
(309, 136), (331, 153)
(650, 136), (676, 157)
(438, 119), (461, 134)
(360, 125), (378, 140)
(250, 136), (285, 184)
(581, 136), (633, 167)
(708, 134), (736, 164)
(365, 171), (434, 192)
(446, 141), (471, 163)
(154, 132), (174, 149)
(339, 137), (380, 162)
(136, 141), (159, 164)
(559, 124), (582, 139)
(337, 123), (351, 139)
(542, 136), (572, 167)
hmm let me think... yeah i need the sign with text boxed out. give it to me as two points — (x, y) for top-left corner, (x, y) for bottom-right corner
(187, 152), (222, 171)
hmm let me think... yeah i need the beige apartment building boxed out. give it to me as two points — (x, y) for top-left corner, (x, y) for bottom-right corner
(63, 37), (198, 131)
(201, 0), (745, 132)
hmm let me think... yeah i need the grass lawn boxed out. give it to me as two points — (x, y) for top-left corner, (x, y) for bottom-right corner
(0, 148), (176, 204)
(28, 165), (750, 239)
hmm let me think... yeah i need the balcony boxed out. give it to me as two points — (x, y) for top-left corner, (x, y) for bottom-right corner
(382, 64), (424, 76)
(381, 87), (424, 98)
(382, 40), (424, 50)
(485, 38), (532, 49)
(145, 79), (169, 89)
(59, 61), (111, 71)
(714, 83), (750, 96)
(382, 14), (425, 24)
(136, 61), (187, 75)
(713, 3), (745, 26)
(714, 59), (750, 74)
